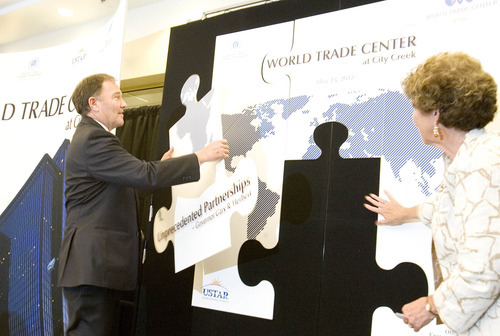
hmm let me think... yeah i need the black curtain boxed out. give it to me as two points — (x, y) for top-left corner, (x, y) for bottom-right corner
(115, 104), (162, 336)
(116, 104), (161, 233)
(117, 105), (161, 161)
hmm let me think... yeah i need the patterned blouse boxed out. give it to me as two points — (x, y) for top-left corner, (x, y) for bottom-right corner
(419, 128), (500, 335)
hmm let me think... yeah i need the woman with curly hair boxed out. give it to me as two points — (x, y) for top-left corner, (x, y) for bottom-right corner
(364, 52), (499, 335)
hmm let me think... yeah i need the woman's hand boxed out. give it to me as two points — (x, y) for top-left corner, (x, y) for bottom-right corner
(363, 190), (419, 225)
(401, 297), (436, 332)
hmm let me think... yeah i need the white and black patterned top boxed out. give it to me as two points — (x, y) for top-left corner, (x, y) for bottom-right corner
(420, 128), (500, 336)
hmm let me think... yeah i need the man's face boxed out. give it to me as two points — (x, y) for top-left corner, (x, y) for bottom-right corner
(93, 80), (127, 131)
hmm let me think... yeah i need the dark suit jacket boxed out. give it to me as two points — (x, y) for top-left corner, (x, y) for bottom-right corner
(58, 116), (200, 290)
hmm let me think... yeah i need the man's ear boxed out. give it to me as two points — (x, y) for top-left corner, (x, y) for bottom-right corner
(88, 97), (98, 111)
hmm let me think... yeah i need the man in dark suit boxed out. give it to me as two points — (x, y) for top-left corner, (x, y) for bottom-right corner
(58, 73), (229, 335)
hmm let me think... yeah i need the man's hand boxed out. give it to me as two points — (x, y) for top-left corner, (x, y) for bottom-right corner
(195, 140), (229, 164)
(160, 147), (174, 161)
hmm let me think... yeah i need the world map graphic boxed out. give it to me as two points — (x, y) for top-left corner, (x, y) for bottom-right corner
(217, 90), (443, 239)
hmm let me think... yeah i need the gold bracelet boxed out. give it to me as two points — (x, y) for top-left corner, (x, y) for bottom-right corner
(425, 296), (438, 316)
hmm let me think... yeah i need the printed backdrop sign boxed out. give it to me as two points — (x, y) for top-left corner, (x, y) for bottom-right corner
(159, 0), (499, 334)
(0, 1), (127, 334)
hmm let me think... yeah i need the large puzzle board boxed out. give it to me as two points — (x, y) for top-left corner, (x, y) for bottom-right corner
(149, 0), (500, 335)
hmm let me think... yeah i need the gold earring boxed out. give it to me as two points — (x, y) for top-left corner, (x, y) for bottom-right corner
(433, 126), (440, 138)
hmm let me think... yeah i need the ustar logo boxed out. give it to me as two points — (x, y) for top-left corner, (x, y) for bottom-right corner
(71, 49), (87, 65)
(445, 0), (473, 6)
(202, 279), (230, 302)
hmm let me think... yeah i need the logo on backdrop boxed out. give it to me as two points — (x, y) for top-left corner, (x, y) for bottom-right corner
(71, 48), (88, 66)
(28, 58), (40, 71)
(202, 279), (230, 302)
(17, 57), (42, 80)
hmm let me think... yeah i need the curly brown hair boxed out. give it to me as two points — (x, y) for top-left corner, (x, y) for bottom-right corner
(401, 52), (497, 131)
(71, 73), (116, 116)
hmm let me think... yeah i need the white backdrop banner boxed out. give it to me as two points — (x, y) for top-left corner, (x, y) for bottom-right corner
(0, 1), (127, 334)
(0, 0), (127, 214)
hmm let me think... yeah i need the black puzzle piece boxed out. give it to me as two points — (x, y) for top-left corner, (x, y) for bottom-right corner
(239, 121), (428, 335)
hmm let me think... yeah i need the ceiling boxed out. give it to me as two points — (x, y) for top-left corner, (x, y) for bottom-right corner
(0, 0), (162, 47)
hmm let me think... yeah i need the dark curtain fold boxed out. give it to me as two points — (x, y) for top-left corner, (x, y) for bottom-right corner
(116, 105), (162, 335)
(116, 104), (161, 234)
(117, 105), (161, 162)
